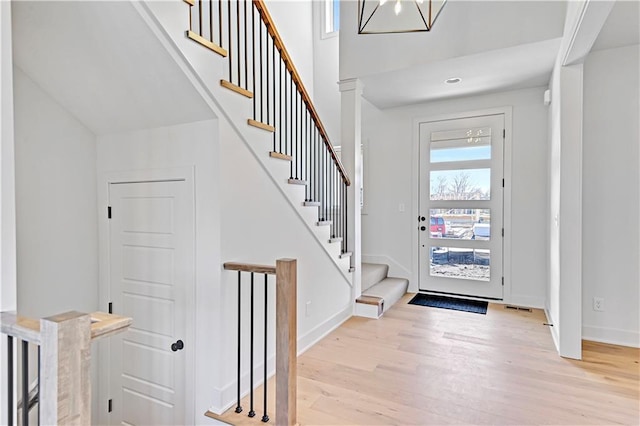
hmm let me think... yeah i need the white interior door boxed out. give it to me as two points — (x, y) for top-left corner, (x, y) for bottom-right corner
(419, 114), (504, 299)
(108, 180), (193, 425)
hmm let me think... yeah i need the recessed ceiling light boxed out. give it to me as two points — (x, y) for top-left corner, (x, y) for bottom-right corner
(445, 77), (462, 84)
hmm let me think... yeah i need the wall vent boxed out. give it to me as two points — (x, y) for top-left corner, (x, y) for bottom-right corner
(505, 305), (532, 312)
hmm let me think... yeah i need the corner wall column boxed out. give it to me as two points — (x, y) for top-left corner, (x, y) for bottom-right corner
(338, 78), (364, 304)
(0, 3), (18, 423)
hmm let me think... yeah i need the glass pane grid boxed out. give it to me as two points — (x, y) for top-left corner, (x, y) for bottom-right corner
(430, 247), (490, 282)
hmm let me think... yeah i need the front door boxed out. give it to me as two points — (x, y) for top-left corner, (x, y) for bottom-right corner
(419, 114), (504, 299)
(108, 180), (192, 424)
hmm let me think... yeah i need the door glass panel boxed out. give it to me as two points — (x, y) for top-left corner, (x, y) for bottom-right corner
(429, 209), (490, 240)
(430, 168), (491, 200)
(429, 247), (490, 281)
(431, 144), (491, 163)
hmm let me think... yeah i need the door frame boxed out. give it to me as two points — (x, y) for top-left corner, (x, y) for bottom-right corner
(411, 107), (513, 302)
(96, 167), (196, 426)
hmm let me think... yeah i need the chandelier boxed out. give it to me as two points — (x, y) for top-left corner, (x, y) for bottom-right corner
(358, 0), (447, 34)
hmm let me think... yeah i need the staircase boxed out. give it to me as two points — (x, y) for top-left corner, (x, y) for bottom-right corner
(177, 0), (352, 276)
(355, 263), (409, 318)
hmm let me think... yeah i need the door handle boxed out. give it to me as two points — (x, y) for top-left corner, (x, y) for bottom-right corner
(419, 216), (426, 222)
(420, 226), (427, 231)
(171, 340), (184, 352)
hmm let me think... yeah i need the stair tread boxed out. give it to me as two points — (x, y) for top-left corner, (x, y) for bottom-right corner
(304, 201), (321, 207)
(328, 237), (342, 243)
(317, 220), (332, 226)
(339, 251), (352, 259)
(288, 178), (307, 185)
(356, 295), (383, 306)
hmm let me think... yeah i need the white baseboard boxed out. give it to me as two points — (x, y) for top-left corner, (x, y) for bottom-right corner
(544, 308), (560, 354)
(208, 303), (352, 415)
(582, 325), (640, 348)
(506, 295), (545, 309)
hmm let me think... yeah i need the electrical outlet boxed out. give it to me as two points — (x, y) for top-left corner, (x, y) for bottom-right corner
(399, 203), (405, 212)
(593, 297), (605, 312)
(305, 301), (312, 318)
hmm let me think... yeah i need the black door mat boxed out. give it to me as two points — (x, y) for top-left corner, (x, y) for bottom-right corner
(408, 293), (488, 314)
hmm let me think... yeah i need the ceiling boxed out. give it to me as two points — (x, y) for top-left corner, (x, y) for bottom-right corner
(591, 0), (640, 51)
(12, 1), (214, 136)
(340, 0), (568, 109)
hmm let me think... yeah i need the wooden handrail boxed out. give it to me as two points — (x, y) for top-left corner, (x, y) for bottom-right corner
(224, 262), (277, 275)
(253, 0), (351, 187)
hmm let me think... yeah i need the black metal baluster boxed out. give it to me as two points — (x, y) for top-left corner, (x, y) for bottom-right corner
(261, 274), (269, 423)
(345, 179), (349, 254)
(218, 0), (222, 47)
(294, 92), (298, 179)
(331, 162), (334, 237)
(209, 0), (213, 42)
(235, 271), (243, 413)
(259, 18), (263, 124)
(308, 113), (312, 201)
(290, 76), (294, 178)
(7, 336), (13, 425)
(248, 273), (255, 418)
(198, 0), (203, 36)
(236, 0), (240, 86)
(252, 5), (256, 120)
(244, 1), (248, 90)
(22, 340), (28, 426)
(298, 95), (302, 182)
(279, 56), (283, 153)
(227, 0), (232, 82)
(266, 32), (270, 129)
(37, 345), (40, 424)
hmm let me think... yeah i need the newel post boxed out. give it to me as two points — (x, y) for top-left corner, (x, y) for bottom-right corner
(39, 311), (92, 425)
(275, 258), (297, 426)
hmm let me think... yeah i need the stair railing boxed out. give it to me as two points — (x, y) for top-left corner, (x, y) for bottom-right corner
(184, 0), (351, 255)
(1, 311), (131, 425)
(222, 259), (297, 425)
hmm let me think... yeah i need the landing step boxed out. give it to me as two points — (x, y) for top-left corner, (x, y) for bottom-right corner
(248, 119), (275, 133)
(270, 152), (292, 161)
(328, 237), (342, 243)
(303, 201), (321, 207)
(339, 251), (352, 259)
(186, 30), (227, 57)
(221, 80), (253, 98)
(288, 178), (307, 186)
(355, 295), (384, 318)
(317, 220), (332, 226)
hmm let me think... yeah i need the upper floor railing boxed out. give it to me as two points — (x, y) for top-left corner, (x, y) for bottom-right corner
(1, 311), (131, 425)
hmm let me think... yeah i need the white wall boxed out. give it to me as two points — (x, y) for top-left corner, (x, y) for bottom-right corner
(582, 44), (640, 347)
(1, 3), (17, 424)
(1, 0), (17, 313)
(97, 119), (220, 424)
(312, 1), (341, 145)
(217, 115), (352, 412)
(265, 0), (314, 100)
(362, 87), (549, 307)
(13, 67), (98, 317)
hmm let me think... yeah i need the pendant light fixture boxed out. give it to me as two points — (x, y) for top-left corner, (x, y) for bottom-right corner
(358, 0), (447, 34)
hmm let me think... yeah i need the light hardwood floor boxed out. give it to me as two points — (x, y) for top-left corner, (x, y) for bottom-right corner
(209, 293), (640, 425)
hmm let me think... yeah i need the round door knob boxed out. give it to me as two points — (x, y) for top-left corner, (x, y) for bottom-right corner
(171, 340), (184, 352)
(420, 226), (426, 231)
(420, 216), (426, 222)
